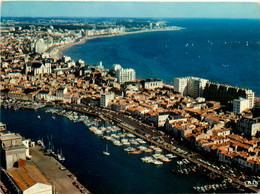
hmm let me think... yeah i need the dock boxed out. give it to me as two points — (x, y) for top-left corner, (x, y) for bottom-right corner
(104, 112), (259, 193)
(28, 146), (91, 194)
(50, 104), (259, 193)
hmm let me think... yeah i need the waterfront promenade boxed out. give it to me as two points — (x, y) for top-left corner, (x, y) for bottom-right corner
(60, 104), (259, 193)
(28, 146), (90, 194)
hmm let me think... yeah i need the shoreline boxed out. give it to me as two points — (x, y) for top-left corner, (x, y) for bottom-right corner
(56, 27), (185, 59)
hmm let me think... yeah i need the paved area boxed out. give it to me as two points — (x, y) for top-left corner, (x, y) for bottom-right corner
(28, 147), (90, 194)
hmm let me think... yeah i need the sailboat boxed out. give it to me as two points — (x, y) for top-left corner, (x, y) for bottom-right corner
(103, 144), (110, 156)
(57, 148), (65, 162)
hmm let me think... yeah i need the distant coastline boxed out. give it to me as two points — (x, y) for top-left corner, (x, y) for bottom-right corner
(57, 27), (185, 58)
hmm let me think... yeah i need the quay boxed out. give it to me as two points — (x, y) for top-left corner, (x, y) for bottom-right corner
(63, 105), (258, 193)
(28, 146), (91, 194)
(105, 114), (259, 193)
(50, 104), (259, 193)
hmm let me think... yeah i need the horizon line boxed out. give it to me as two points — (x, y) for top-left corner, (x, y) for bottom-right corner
(1, 16), (260, 20)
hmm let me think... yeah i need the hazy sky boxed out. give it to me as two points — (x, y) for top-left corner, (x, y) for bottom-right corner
(1, 1), (260, 19)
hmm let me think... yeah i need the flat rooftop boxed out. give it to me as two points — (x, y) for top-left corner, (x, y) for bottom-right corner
(0, 133), (22, 141)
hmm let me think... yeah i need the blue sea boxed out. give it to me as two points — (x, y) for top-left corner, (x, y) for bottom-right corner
(63, 19), (260, 96)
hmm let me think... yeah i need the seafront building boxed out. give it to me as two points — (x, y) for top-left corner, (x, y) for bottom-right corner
(142, 78), (163, 90)
(203, 82), (255, 108)
(174, 77), (209, 98)
(233, 97), (250, 114)
(116, 67), (136, 83)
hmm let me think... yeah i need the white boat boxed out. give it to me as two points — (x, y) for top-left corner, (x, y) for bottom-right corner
(57, 149), (65, 161)
(103, 145), (110, 156)
(52, 116), (56, 119)
(160, 157), (171, 162)
(113, 140), (123, 146)
(124, 147), (136, 152)
(122, 141), (130, 146)
(166, 153), (177, 158)
(37, 115), (41, 119)
(153, 160), (163, 165)
(141, 156), (153, 162)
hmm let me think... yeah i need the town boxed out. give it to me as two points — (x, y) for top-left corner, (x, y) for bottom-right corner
(0, 18), (260, 193)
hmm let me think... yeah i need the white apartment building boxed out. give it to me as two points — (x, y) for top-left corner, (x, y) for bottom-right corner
(100, 92), (114, 107)
(156, 113), (169, 127)
(144, 79), (163, 90)
(233, 97), (250, 114)
(116, 68), (136, 83)
(174, 77), (188, 95)
(245, 89), (255, 108)
(174, 77), (209, 98)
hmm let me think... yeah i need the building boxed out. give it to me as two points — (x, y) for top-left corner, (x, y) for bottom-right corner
(156, 112), (169, 127)
(35, 38), (47, 54)
(245, 89), (255, 108)
(143, 78), (163, 90)
(187, 77), (208, 98)
(56, 87), (68, 98)
(6, 164), (52, 194)
(116, 68), (136, 83)
(26, 62), (52, 76)
(174, 77), (209, 98)
(236, 117), (260, 137)
(174, 77), (187, 96)
(233, 97), (250, 114)
(113, 64), (122, 71)
(0, 133), (26, 170)
(203, 82), (255, 108)
(100, 92), (114, 107)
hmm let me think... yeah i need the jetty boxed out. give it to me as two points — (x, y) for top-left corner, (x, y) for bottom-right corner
(28, 146), (91, 194)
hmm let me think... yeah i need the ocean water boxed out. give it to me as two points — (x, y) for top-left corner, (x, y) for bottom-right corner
(63, 19), (260, 95)
(0, 108), (228, 193)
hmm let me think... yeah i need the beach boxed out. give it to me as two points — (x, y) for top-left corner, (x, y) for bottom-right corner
(56, 27), (184, 59)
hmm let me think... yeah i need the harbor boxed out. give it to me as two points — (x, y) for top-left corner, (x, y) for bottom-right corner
(54, 103), (260, 193)
(1, 103), (259, 193)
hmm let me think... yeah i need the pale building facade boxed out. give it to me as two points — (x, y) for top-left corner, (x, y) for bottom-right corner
(0, 133), (26, 170)
(233, 97), (250, 114)
(174, 77), (209, 98)
(116, 68), (136, 83)
(144, 79), (163, 90)
(100, 92), (114, 107)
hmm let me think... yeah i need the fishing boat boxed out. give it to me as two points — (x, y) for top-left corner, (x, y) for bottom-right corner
(103, 144), (110, 156)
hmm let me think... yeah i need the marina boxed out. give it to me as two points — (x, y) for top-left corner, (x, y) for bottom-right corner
(0, 107), (228, 193)
(1, 103), (258, 193)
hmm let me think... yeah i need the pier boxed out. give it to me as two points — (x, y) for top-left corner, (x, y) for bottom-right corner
(28, 146), (91, 194)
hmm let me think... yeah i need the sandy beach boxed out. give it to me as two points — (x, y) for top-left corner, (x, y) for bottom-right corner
(55, 27), (184, 59)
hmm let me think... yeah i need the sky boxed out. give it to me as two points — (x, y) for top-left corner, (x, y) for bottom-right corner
(1, 1), (260, 19)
